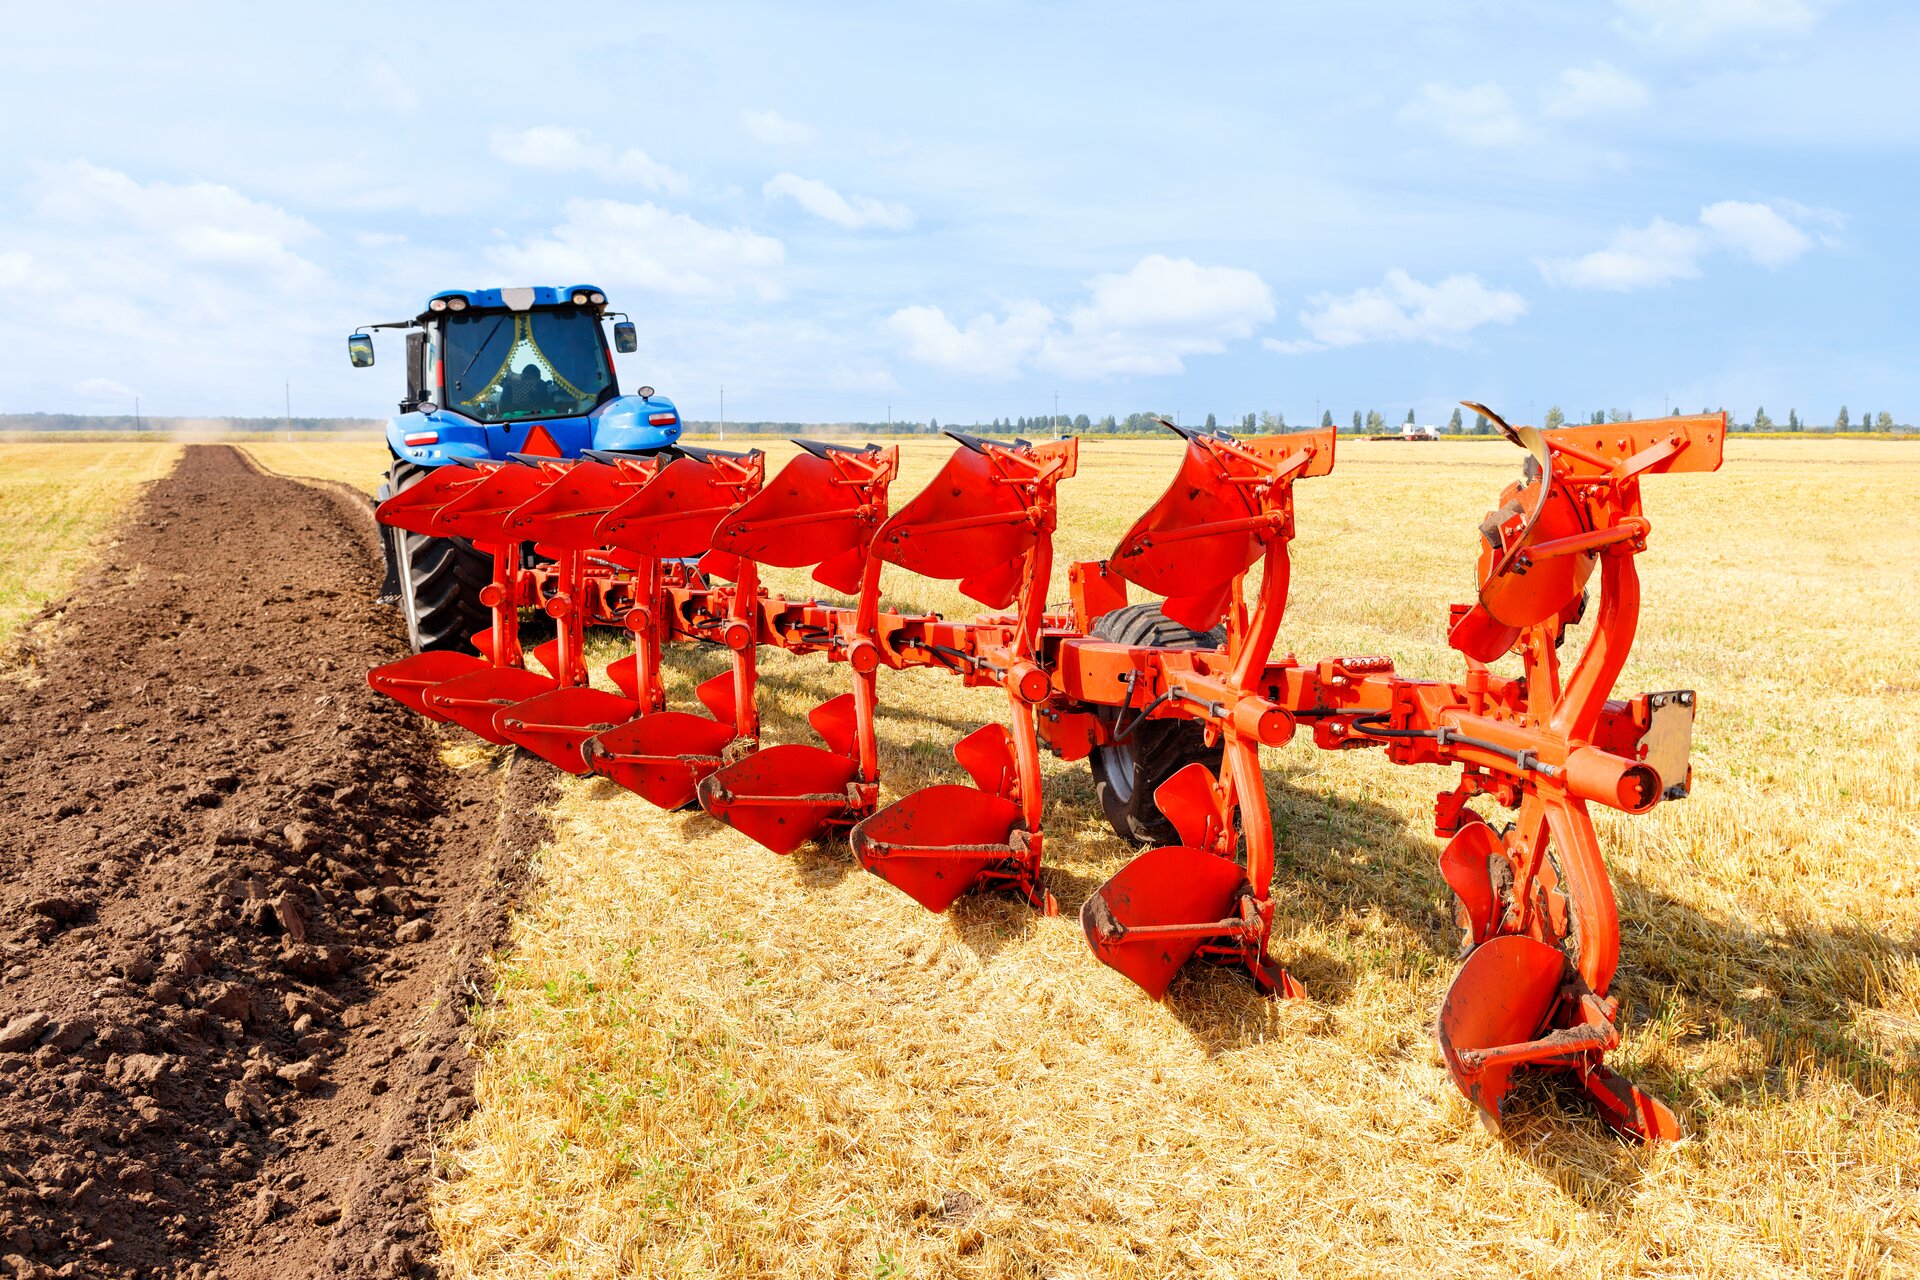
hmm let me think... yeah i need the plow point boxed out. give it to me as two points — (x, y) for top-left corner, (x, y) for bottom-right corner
(1081, 845), (1259, 1000)
(422, 666), (559, 744)
(850, 784), (1023, 913)
(698, 744), (861, 854)
(368, 650), (485, 721)
(496, 687), (639, 775)
(586, 711), (736, 809)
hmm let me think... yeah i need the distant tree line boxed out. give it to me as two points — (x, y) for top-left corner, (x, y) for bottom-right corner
(0, 413), (385, 432)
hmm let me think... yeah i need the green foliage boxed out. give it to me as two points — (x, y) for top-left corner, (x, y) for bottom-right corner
(1543, 405), (1564, 430)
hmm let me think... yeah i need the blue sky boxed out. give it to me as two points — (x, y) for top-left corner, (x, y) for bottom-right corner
(1, 0), (1913, 426)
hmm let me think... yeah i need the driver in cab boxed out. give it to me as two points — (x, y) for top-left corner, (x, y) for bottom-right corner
(501, 362), (565, 415)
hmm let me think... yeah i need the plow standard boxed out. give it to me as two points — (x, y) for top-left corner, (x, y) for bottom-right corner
(369, 407), (1722, 1140)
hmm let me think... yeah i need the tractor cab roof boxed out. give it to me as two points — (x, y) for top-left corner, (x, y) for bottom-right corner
(419, 284), (608, 320)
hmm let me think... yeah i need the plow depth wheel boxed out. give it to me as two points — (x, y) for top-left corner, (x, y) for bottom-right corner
(386, 459), (491, 654)
(1087, 604), (1225, 846)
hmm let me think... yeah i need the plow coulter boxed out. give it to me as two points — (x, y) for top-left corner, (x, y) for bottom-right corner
(368, 408), (1724, 1141)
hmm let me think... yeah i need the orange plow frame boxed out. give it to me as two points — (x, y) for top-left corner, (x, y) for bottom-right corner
(367, 408), (1724, 1142)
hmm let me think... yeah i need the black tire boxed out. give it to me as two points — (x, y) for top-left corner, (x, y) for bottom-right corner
(386, 460), (491, 654)
(1087, 602), (1226, 845)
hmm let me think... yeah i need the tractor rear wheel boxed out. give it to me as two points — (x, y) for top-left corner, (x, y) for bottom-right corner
(385, 459), (491, 654)
(1087, 603), (1226, 846)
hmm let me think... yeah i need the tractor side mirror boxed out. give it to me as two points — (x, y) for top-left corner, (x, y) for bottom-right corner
(347, 333), (375, 368)
(613, 321), (637, 354)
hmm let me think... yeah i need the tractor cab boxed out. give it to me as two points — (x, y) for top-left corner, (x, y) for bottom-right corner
(350, 285), (683, 655)
(348, 285), (682, 465)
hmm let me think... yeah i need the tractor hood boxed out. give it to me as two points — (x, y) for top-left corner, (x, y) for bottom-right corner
(385, 390), (682, 466)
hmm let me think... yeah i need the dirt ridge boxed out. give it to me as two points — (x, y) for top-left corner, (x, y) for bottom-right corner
(0, 445), (551, 1279)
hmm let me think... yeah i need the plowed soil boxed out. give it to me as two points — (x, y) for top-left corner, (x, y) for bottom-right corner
(0, 445), (551, 1279)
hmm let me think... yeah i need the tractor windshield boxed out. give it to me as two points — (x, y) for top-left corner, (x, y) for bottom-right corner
(442, 308), (615, 424)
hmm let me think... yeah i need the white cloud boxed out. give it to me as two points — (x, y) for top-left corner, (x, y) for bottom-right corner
(884, 301), (1054, 380)
(489, 127), (688, 194)
(0, 163), (339, 413)
(741, 109), (815, 146)
(1539, 218), (1709, 290)
(32, 160), (322, 289)
(1613, 0), (1825, 44)
(0, 250), (32, 289)
(763, 173), (913, 231)
(73, 377), (137, 402)
(1270, 270), (1526, 352)
(1545, 61), (1651, 118)
(1048, 256), (1275, 377)
(884, 256), (1274, 380)
(1541, 200), (1825, 290)
(489, 199), (785, 300)
(1397, 83), (1536, 147)
(1700, 199), (1815, 266)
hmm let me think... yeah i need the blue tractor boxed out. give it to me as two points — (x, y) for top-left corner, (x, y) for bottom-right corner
(347, 285), (682, 653)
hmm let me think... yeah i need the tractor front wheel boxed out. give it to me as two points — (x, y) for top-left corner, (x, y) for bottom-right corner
(383, 459), (491, 654)
(1087, 603), (1226, 846)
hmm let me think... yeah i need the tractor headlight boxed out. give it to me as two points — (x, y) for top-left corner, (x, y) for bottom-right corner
(589, 292), (605, 304)
(429, 298), (448, 312)
(447, 296), (467, 311)
(571, 291), (590, 305)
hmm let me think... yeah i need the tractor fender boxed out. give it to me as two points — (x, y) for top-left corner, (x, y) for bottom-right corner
(384, 410), (491, 468)
(590, 394), (683, 453)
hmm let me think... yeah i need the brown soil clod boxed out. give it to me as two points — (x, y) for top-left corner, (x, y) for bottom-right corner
(0, 445), (553, 1279)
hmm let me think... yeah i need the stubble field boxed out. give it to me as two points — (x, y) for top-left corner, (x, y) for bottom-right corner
(16, 434), (1915, 1278)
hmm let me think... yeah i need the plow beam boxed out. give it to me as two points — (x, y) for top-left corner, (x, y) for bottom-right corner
(852, 436), (1078, 913)
(368, 461), (536, 722)
(405, 460), (579, 743)
(488, 455), (668, 770)
(1082, 426), (1333, 1000)
(695, 442), (899, 852)
(1421, 407), (1724, 1140)
(583, 448), (767, 804)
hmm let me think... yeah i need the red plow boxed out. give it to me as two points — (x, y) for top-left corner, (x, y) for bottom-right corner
(370, 408), (1723, 1141)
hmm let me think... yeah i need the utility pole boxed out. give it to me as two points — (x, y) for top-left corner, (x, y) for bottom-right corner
(886, 403), (892, 433)
(134, 396), (141, 432)
(285, 380), (292, 441)
(1052, 390), (1058, 433)
(719, 386), (725, 442)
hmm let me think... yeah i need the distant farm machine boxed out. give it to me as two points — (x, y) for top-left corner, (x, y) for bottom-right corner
(350, 288), (1722, 1141)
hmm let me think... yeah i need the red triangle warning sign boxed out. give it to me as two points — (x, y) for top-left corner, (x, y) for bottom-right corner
(520, 423), (561, 456)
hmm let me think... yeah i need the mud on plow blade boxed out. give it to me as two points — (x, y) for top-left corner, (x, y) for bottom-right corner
(360, 405), (1725, 1144)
